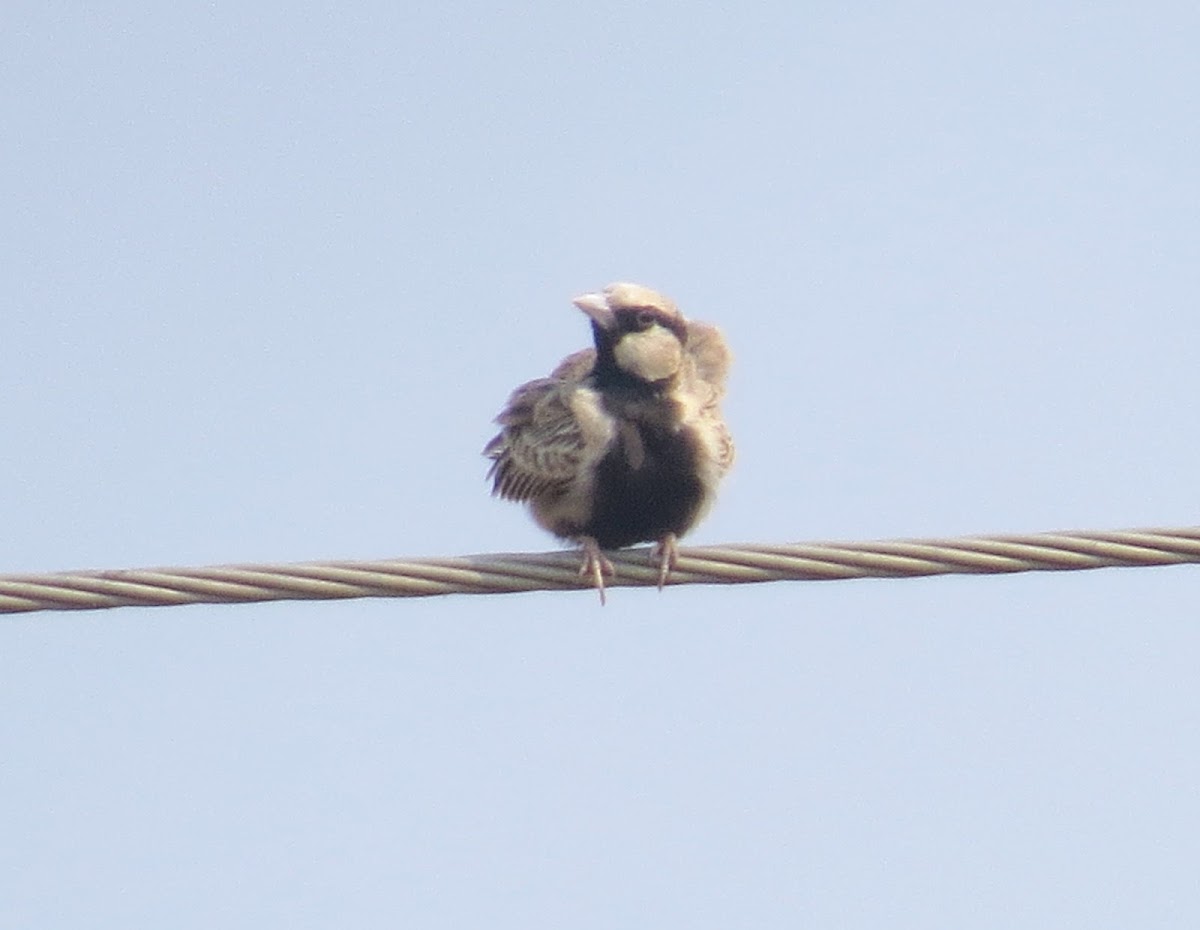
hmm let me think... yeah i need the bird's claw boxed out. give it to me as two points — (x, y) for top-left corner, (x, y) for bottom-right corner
(578, 536), (615, 605)
(651, 532), (679, 591)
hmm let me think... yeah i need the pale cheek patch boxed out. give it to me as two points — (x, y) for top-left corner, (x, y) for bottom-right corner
(613, 327), (683, 382)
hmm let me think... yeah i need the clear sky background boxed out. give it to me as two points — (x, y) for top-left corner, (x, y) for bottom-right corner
(3, 2), (1199, 926)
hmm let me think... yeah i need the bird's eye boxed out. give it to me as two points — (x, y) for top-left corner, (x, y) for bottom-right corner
(635, 310), (656, 329)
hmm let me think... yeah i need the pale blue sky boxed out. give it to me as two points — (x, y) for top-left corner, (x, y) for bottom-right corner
(3, 2), (1199, 926)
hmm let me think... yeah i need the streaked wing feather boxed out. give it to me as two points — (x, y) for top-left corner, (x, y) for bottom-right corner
(711, 416), (735, 475)
(485, 376), (588, 502)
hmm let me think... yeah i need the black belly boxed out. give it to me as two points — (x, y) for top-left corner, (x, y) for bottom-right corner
(585, 421), (706, 549)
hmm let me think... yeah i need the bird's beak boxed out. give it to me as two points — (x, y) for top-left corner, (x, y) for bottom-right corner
(572, 292), (616, 330)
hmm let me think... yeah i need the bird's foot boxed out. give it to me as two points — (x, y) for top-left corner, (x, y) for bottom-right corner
(578, 536), (615, 605)
(651, 532), (679, 591)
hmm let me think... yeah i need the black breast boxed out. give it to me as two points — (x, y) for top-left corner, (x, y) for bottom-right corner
(585, 390), (707, 549)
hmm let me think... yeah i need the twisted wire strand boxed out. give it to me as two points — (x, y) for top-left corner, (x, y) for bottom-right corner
(2, 525), (1198, 616)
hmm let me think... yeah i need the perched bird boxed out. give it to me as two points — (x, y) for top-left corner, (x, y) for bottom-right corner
(484, 282), (734, 602)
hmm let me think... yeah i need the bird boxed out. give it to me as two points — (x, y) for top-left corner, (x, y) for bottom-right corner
(483, 282), (734, 603)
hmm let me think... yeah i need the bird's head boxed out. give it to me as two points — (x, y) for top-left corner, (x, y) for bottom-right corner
(572, 283), (688, 383)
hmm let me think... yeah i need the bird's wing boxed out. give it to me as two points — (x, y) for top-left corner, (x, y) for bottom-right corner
(708, 413), (736, 475)
(682, 322), (735, 475)
(549, 347), (596, 381)
(484, 370), (596, 503)
(685, 322), (732, 400)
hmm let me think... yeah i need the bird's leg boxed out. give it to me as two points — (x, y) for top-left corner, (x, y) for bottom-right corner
(651, 532), (679, 591)
(577, 535), (615, 605)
